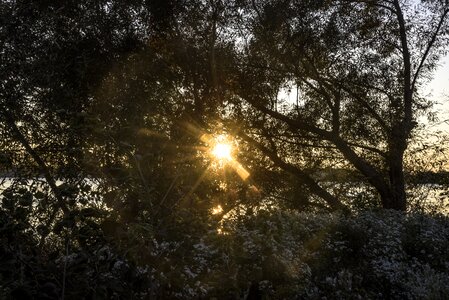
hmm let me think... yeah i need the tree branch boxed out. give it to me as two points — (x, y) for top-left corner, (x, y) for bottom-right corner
(242, 96), (392, 199)
(412, 8), (449, 92)
(239, 132), (347, 211)
(393, 0), (413, 132)
(336, 82), (389, 133)
(0, 108), (69, 215)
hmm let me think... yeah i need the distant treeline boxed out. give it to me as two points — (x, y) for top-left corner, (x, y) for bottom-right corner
(313, 169), (449, 185)
(3, 169), (447, 186)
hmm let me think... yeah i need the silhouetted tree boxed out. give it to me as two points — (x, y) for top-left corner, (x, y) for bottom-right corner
(223, 0), (449, 211)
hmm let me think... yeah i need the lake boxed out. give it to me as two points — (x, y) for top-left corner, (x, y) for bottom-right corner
(1, 178), (448, 214)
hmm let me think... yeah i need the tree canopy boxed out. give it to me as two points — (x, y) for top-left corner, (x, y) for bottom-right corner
(1, 0), (449, 298)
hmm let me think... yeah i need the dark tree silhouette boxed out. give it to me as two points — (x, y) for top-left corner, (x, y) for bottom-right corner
(223, 0), (449, 210)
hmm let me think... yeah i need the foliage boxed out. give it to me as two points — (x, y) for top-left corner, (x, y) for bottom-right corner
(2, 194), (449, 299)
(1, 0), (449, 298)
(226, 0), (449, 211)
(203, 209), (449, 299)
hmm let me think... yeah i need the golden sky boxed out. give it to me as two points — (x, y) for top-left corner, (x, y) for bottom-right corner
(426, 54), (449, 131)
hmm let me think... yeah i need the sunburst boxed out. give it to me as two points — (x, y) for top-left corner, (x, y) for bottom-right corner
(212, 142), (233, 161)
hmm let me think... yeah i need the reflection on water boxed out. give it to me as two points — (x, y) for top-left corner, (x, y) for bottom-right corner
(1, 178), (448, 214)
(0, 177), (106, 212)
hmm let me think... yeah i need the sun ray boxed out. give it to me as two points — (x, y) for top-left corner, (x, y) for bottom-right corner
(180, 165), (211, 204)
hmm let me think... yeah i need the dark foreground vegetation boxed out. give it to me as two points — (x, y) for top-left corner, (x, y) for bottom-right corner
(1, 0), (449, 299)
(2, 206), (449, 299)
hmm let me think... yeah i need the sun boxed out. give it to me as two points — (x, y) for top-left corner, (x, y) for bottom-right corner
(212, 142), (233, 161)
(208, 134), (234, 162)
(200, 132), (250, 180)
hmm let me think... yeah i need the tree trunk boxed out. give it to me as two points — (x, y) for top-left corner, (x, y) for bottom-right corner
(385, 131), (407, 211)
(386, 157), (407, 211)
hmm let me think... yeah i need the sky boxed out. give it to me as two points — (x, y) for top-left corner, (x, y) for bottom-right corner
(278, 54), (449, 131)
(427, 54), (449, 131)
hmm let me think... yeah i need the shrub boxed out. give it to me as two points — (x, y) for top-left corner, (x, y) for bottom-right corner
(2, 201), (449, 299)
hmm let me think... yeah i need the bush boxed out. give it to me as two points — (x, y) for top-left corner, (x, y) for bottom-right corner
(1, 205), (449, 299)
(202, 209), (449, 299)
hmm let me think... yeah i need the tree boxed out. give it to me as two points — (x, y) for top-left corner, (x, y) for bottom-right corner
(0, 0), (236, 251)
(0, 2), (235, 295)
(221, 0), (449, 211)
(2, 1), (449, 298)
